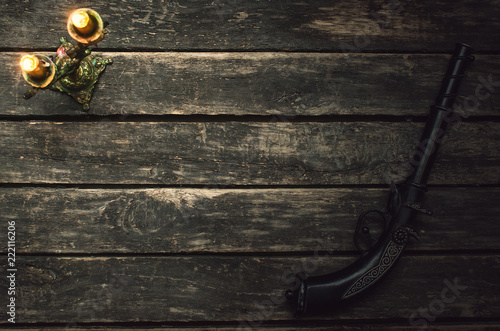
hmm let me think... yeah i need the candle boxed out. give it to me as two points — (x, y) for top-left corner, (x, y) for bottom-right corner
(67, 8), (104, 45)
(70, 10), (95, 35)
(20, 55), (47, 80)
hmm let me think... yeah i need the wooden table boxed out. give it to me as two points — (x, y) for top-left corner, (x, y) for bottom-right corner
(1, 0), (499, 329)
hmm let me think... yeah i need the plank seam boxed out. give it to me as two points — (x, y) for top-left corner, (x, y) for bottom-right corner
(1, 183), (500, 189)
(8, 251), (500, 258)
(3, 48), (500, 55)
(1, 115), (499, 123)
(3, 317), (500, 328)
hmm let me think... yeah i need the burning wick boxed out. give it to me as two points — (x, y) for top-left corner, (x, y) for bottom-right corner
(20, 55), (47, 79)
(71, 10), (95, 35)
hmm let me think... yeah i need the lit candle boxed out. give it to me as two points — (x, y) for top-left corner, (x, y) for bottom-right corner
(70, 10), (95, 35)
(20, 55), (47, 80)
(67, 8), (104, 45)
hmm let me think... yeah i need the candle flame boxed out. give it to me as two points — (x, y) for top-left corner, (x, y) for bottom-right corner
(21, 55), (39, 72)
(71, 10), (90, 29)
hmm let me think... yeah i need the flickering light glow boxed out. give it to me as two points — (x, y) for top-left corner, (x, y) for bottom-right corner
(20, 55), (39, 72)
(71, 10), (90, 28)
(70, 10), (95, 35)
(20, 55), (48, 80)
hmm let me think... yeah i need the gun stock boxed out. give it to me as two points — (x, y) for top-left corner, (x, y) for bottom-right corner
(285, 43), (475, 315)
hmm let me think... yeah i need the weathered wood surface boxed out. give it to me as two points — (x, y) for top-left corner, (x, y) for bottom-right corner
(2, 326), (499, 331)
(2, 0), (500, 52)
(4, 327), (500, 331)
(1, 0), (499, 328)
(1, 121), (499, 185)
(2, 52), (499, 116)
(6, 255), (500, 323)
(1, 187), (499, 254)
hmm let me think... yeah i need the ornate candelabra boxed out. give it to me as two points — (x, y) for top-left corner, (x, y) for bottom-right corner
(20, 8), (112, 111)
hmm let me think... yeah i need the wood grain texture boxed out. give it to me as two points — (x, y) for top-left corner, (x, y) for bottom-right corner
(1, 187), (499, 254)
(4, 327), (500, 331)
(3, 52), (499, 116)
(2, 0), (499, 328)
(1, 0), (500, 52)
(1, 121), (498, 185)
(5, 255), (499, 323)
(1, 327), (498, 331)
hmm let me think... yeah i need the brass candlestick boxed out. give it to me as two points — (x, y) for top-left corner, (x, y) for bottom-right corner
(20, 8), (112, 111)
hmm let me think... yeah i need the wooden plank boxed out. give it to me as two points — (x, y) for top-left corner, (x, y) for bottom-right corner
(1, 0), (500, 52)
(1, 187), (499, 254)
(3, 326), (499, 331)
(3, 52), (499, 116)
(1, 121), (499, 185)
(8, 255), (500, 323)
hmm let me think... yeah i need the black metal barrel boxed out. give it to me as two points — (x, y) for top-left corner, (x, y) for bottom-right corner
(406, 43), (474, 186)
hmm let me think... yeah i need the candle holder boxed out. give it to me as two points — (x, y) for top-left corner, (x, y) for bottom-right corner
(21, 8), (112, 111)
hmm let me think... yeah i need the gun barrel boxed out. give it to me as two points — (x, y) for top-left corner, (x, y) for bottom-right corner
(406, 43), (474, 186)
